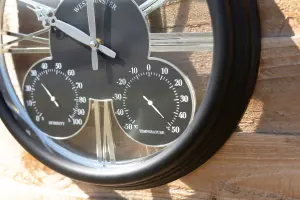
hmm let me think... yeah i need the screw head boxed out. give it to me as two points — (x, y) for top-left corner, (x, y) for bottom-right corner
(89, 41), (98, 48)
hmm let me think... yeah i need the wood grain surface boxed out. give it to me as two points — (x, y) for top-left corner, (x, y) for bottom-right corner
(2, 0), (300, 199)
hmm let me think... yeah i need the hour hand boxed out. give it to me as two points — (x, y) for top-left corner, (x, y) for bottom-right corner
(53, 18), (116, 58)
(22, 1), (116, 59)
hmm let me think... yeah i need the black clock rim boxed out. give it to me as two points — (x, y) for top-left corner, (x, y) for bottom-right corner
(119, 0), (261, 189)
(0, 0), (261, 189)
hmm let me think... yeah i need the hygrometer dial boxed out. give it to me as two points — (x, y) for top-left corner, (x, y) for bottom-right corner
(23, 59), (89, 139)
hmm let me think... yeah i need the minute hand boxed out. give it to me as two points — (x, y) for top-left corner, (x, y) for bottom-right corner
(53, 18), (116, 58)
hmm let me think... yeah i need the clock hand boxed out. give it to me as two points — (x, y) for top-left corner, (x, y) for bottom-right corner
(87, 0), (99, 71)
(22, 2), (116, 59)
(52, 18), (116, 58)
(143, 96), (165, 119)
(53, 19), (89, 48)
(41, 83), (59, 107)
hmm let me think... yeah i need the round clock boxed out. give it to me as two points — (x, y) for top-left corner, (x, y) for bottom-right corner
(0, 0), (260, 189)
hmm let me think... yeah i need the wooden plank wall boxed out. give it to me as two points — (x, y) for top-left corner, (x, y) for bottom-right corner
(2, 0), (300, 199)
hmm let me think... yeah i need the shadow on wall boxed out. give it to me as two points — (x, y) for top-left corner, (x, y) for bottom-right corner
(179, 0), (300, 199)
(238, 0), (299, 135)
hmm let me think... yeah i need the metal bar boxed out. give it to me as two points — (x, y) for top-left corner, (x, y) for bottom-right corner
(18, 0), (55, 10)
(151, 35), (213, 45)
(140, 0), (159, 11)
(141, 0), (207, 16)
(0, 47), (50, 54)
(151, 32), (213, 39)
(0, 33), (214, 53)
(94, 101), (103, 162)
(4, 35), (300, 53)
(143, 0), (168, 16)
(150, 32), (213, 52)
(140, 0), (207, 10)
(1, 28), (49, 47)
(103, 101), (116, 162)
(150, 45), (213, 52)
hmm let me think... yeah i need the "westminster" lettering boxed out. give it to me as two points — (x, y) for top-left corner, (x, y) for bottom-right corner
(73, 0), (117, 13)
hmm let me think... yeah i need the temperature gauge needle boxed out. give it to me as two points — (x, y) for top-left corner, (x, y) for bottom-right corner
(143, 95), (165, 119)
(41, 83), (59, 107)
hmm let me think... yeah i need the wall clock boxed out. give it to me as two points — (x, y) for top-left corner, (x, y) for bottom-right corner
(0, 0), (260, 189)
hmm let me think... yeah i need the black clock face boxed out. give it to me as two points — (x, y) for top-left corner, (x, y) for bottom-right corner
(20, 0), (196, 146)
(50, 0), (149, 65)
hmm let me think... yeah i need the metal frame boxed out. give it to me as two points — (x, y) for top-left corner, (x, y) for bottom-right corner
(1, 32), (213, 54)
